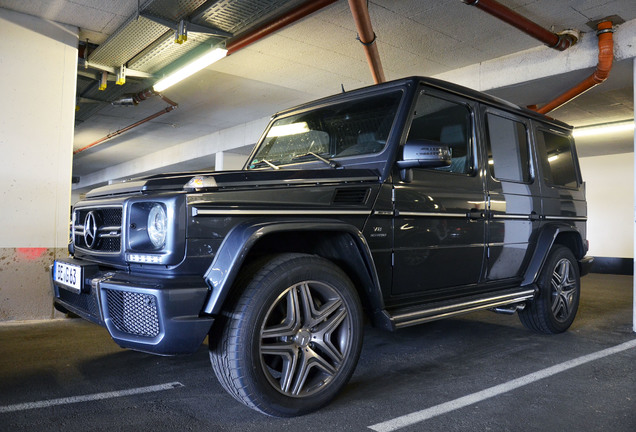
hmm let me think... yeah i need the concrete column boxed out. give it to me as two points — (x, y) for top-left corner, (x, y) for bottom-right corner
(0, 9), (78, 321)
(215, 151), (248, 171)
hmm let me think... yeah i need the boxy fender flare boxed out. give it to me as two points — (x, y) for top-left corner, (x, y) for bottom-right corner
(521, 223), (585, 286)
(201, 220), (385, 316)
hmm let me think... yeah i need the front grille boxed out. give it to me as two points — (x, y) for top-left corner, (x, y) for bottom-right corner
(74, 207), (122, 253)
(105, 289), (160, 338)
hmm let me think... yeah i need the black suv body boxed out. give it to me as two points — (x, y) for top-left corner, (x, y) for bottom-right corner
(52, 77), (592, 416)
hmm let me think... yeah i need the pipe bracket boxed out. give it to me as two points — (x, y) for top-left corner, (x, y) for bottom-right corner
(356, 32), (377, 46)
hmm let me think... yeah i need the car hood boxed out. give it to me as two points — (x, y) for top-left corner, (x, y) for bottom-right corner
(85, 169), (381, 198)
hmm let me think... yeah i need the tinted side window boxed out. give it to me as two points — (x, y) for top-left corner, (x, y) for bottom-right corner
(407, 94), (473, 174)
(486, 113), (531, 183)
(539, 131), (578, 188)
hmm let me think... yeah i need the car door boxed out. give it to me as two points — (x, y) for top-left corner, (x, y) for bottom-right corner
(482, 107), (542, 282)
(392, 88), (486, 298)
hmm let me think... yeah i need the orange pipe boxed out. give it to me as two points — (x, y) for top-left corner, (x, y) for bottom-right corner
(348, 0), (386, 84)
(74, 93), (178, 154)
(533, 21), (614, 115)
(226, 0), (337, 55)
(463, 0), (577, 51)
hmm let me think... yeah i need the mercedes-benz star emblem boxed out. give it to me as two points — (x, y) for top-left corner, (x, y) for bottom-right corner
(84, 211), (99, 249)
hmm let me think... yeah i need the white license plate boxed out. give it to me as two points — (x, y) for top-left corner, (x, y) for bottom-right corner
(54, 261), (82, 293)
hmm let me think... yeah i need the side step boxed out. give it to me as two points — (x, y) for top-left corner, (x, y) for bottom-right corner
(384, 287), (537, 330)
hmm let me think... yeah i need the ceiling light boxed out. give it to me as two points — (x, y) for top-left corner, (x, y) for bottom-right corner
(572, 120), (634, 138)
(153, 47), (227, 92)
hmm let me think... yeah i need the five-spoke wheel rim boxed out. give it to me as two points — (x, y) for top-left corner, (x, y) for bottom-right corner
(259, 280), (351, 398)
(550, 258), (577, 323)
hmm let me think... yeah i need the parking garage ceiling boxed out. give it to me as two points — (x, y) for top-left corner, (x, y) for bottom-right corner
(1, 0), (635, 178)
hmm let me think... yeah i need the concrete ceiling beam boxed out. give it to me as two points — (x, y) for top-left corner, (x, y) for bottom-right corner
(434, 18), (636, 92)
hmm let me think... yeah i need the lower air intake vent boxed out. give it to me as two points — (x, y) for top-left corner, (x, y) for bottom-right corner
(333, 188), (370, 204)
(105, 290), (160, 338)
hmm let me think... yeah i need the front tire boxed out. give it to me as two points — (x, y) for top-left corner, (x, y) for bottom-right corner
(519, 245), (580, 334)
(209, 253), (363, 417)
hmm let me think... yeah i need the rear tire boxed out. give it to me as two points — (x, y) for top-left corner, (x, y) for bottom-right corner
(209, 253), (363, 417)
(519, 245), (580, 334)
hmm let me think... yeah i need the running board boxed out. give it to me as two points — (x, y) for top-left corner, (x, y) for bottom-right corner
(385, 287), (537, 330)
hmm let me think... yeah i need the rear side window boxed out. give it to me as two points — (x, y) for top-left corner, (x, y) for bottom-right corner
(486, 113), (531, 183)
(539, 131), (578, 188)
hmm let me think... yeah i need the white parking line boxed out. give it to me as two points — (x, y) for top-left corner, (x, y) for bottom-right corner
(369, 339), (636, 432)
(0, 382), (184, 414)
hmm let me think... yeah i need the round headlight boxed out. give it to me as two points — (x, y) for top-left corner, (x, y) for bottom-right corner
(147, 204), (167, 248)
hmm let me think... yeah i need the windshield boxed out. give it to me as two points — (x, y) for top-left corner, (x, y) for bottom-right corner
(247, 90), (403, 169)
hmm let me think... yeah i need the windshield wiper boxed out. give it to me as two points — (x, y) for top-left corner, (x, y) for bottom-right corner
(250, 159), (280, 170)
(294, 152), (340, 169)
(261, 159), (280, 170)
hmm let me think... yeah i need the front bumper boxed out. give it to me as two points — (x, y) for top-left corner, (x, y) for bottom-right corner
(51, 257), (213, 355)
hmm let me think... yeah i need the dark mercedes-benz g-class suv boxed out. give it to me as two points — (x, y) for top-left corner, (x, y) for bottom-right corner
(52, 76), (592, 416)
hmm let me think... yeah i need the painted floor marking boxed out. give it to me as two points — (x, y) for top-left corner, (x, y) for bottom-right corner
(369, 339), (636, 432)
(0, 382), (184, 414)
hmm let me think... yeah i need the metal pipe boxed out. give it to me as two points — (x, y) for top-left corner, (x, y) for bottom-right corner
(533, 21), (614, 115)
(348, 0), (386, 84)
(462, 0), (577, 51)
(74, 96), (178, 154)
(157, 93), (179, 107)
(226, 0), (337, 55)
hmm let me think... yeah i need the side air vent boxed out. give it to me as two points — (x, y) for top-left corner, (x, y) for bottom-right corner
(333, 188), (370, 204)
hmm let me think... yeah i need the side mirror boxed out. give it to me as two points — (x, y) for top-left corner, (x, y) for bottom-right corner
(396, 139), (451, 169)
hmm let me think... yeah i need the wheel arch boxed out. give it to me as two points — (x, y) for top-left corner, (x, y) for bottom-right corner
(522, 223), (587, 286)
(202, 221), (385, 319)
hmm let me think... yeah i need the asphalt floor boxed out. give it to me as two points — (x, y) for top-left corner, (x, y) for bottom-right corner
(0, 273), (634, 431)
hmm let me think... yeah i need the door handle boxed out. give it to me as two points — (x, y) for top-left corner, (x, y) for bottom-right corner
(467, 209), (484, 220)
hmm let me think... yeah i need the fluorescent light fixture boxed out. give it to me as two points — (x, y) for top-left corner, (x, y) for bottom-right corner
(267, 122), (310, 137)
(153, 47), (227, 92)
(572, 120), (634, 138)
(548, 155), (559, 162)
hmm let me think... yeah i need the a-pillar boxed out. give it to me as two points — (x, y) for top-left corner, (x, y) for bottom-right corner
(0, 9), (77, 321)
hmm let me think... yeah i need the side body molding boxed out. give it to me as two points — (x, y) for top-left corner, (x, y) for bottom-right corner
(201, 220), (385, 316)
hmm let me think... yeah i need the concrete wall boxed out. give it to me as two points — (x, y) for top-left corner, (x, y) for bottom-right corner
(0, 9), (78, 321)
(580, 152), (634, 259)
